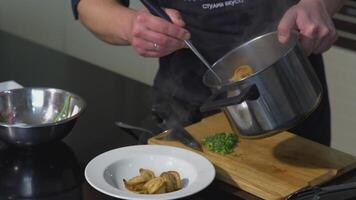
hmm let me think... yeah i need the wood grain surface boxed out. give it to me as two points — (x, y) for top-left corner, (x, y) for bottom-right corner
(148, 113), (356, 200)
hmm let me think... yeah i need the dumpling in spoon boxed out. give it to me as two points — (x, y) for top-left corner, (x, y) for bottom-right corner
(230, 65), (254, 81)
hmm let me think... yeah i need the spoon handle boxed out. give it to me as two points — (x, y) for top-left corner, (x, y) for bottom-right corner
(140, 0), (222, 83)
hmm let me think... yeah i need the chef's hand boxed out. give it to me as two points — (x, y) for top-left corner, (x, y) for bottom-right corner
(278, 0), (337, 55)
(129, 9), (190, 57)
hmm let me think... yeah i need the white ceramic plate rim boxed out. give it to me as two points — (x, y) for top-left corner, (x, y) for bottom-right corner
(0, 80), (23, 92)
(85, 145), (216, 200)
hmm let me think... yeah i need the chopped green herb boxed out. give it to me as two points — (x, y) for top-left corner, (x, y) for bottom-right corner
(202, 133), (238, 155)
(54, 96), (72, 122)
(0, 114), (6, 123)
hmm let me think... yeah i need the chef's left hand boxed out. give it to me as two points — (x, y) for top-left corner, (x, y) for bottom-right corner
(278, 0), (337, 55)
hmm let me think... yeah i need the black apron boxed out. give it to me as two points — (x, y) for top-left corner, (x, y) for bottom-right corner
(151, 0), (331, 146)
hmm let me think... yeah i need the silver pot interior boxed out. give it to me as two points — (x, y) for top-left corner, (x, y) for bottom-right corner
(203, 31), (298, 88)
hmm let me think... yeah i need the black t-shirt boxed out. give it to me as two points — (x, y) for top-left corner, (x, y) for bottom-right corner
(71, 0), (130, 19)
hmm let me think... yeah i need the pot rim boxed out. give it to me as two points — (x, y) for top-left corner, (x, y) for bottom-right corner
(203, 30), (300, 89)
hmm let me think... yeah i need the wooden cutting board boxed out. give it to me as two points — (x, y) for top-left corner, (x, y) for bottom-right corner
(148, 112), (356, 200)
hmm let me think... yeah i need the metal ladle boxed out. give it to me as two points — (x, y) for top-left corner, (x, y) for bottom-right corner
(140, 0), (223, 83)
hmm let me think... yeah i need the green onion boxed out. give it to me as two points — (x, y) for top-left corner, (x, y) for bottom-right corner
(202, 133), (238, 155)
(0, 114), (6, 123)
(54, 96), (72, 122)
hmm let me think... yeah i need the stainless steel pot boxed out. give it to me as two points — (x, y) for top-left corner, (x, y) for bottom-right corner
(201, 31), (322, 138)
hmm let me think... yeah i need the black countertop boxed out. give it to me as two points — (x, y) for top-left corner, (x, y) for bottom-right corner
(0, 31), (355, 200)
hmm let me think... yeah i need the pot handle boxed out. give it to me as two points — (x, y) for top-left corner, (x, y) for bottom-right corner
(115, 121), (155, 144)
(200, 84), (259, 112)
(140, 0), (173, 22)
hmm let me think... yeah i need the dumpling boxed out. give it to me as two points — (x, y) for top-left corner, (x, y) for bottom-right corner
(123, 168), (155, 192)
(143, 177), (166, 194)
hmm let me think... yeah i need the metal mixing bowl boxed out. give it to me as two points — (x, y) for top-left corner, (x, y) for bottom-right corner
(0, 88), (86, 146)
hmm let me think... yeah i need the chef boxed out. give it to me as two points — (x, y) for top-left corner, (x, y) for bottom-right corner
(72, 0), (345, 146)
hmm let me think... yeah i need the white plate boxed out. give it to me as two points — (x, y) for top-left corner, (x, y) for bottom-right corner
(85, 145), (215, 200)
(0, 80), (23, 92)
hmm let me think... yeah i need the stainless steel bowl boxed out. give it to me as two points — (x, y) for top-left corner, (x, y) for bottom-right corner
(0, 88), (86, 146)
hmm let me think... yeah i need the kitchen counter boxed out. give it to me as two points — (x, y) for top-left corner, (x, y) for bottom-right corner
(0, 31), (355, 200)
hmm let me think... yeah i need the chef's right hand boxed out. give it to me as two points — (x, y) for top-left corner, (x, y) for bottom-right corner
(129, 9), (190, 58)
